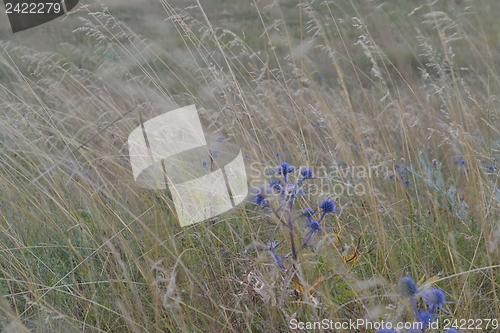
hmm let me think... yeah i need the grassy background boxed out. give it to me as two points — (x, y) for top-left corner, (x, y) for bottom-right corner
(0, 0), (499, 332)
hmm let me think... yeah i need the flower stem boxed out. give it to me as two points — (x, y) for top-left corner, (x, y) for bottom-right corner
(287, 209), (298, 262)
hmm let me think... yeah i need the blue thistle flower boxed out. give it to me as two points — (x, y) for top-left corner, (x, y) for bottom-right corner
(308, 220), (321, 232)
(389, 164), (412, 186)
(270, 179), (283, 194)
(277, 162), (294, 182)
(397, 276), (420, 317)
(317, 199), (336, 223)
(398, 276), (418, 297)
(423, 288), (449, 313)
(277, 162), (292, 174)
(319, 199), (335, 213)
(302, 218), (322, 248)
(303, 207), (315, 215)
(302, 208), (316, 220)
(254, 194), (268, 207)
(301, 168), (313, 179)
(445, 329), (459, 333)
(417, 310), (437, 328)
(298, 168), (313, 185)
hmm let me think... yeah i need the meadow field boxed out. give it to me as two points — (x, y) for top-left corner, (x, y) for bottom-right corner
(0, 0), (499, 332)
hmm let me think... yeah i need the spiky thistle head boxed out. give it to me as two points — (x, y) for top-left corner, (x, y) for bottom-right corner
(308, 219), (321, 232)
(423, 288), (449, 313)
(269, 179), (283, 194)
(301, 168), (313, 179)
(302, 208), (315, 220)
(302, 217), (322, 248)
(254, 194), (267, 207)
(319, 199), (335, 213)
(397, 276), (419, 297)
(417, 310), (437, 328)
(277, 162), (294, 182)
(277, 162), (293, 175)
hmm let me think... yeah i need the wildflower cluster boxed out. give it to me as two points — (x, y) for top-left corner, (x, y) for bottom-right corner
(453, 157), (467, 167)
(253, 162), (338, 268)
(485, 158), (498, 174)
(376, 276), (454, 333)
(452, 157), (470, 174)
(389, 164), (411, 186)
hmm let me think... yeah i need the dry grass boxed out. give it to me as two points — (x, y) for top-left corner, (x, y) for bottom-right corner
(0, 0), (499, 332)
